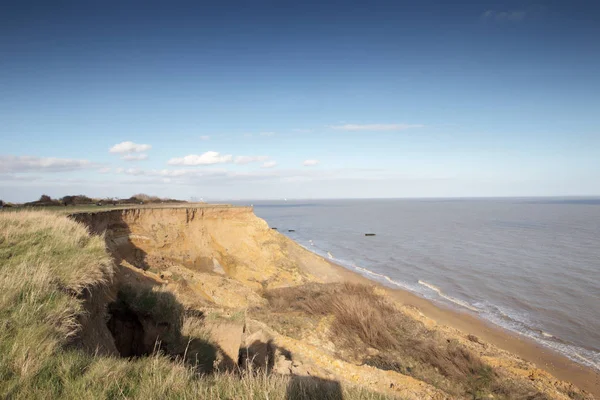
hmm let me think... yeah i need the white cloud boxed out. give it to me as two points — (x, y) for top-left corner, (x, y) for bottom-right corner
(109, 141), (152, 154)
(481, 10), (526, 21)
(293, 129), (312, 133)
(260, 132), (276, 136)
(122, 154), (148, 161)
(0, 155), (93, 173)
(262, 161), (277, 168)
(98, 167), (111, 174)
(328, 123), (424, 131)
(303, 159), (320, 166)
(234, 155), (269, 165)
(167, 151), (233, 166)
(110, 166), (390, 188)
(200, 135), (210, 141)
(243, 133), (253, 138)
(115, 167), (125, 173)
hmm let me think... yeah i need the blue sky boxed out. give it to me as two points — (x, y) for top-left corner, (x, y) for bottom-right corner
(1, 0), (599, 202)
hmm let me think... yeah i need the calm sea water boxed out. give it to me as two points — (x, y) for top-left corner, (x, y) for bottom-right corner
(233, 198), (600, 370)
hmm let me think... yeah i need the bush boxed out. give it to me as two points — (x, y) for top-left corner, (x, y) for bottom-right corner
(60, 195), (94, 206)
(24, 194), (62, 207)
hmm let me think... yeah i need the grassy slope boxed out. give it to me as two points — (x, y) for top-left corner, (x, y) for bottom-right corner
(256, 283), (593, 400)
(0, 211), (391, 400)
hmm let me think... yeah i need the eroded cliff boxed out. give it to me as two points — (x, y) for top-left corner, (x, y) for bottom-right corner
(72, 206), (332, 293)
(66, 206), (596, 400)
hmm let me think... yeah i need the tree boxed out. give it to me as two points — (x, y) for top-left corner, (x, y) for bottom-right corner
(61, 195), (75, 206)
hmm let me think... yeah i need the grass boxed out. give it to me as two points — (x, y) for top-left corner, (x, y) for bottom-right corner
(260, 282), (556, 399)
(205, 309), (246, 323)
(0, 210), (114, 386)
(118, 285), (185, 330)
(0, 210), (394, 399)
(2, 203), (240, 215)
(5, 350), (392, 400)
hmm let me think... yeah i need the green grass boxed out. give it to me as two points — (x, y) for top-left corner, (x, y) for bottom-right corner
(5, 350), (391, 400)
(1, 203), (240, 215)
(0, 210), (114, 385)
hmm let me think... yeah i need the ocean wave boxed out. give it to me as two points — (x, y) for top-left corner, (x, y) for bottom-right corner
(574, 353), (600, 371)
(418, 280), (480, 312)
(476, 302), (600, 372)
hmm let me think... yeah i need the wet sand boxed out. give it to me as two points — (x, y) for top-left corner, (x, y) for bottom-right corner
(317, 255), (600, 397)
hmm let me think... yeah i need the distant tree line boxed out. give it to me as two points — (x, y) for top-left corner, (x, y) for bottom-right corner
(10, 194), (187, 208)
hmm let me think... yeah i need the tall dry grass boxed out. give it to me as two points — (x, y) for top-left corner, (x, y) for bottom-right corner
(0, 211), (114, 386)
(6, 350), (391, 400)
(262, 283), (559, 399)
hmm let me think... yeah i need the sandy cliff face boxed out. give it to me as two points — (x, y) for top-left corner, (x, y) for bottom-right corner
(71, 207), (323, 295)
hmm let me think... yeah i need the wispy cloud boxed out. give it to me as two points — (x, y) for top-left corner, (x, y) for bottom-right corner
(293, 129), (312, 133)
(200, 135), (210, 141)
(167, 151), (233, 166)
(98, 167), (112, 174)
(262, 161), (277, 168)
(234, 155), (269, 165)
(110, 166), (385, 184)
(109, 141), (152, 154)
(122, 154), (149, 161)
(328, 123), (424, 131)
(481, 10), (527, 21)
(303, 159), (320, 166)
(0, 155), (94, 173)
(109, 141), (152, 161)
(259, 131), (276, 137)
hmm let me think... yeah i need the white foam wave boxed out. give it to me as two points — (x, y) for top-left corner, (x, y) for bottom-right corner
(477, 302), (600, 372)
(574, 353), (600, 371)
(352, 264), (386, 279)
(418, 280), (480, 312)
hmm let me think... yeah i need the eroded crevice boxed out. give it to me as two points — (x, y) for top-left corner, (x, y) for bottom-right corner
(107, 300), (149, 357)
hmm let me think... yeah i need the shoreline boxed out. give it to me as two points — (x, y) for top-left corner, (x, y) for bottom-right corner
(328, 259), (600, 396)
(293, 242), (600, 397)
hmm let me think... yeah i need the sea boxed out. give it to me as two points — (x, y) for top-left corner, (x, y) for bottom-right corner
(231, 198), (600, 371)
